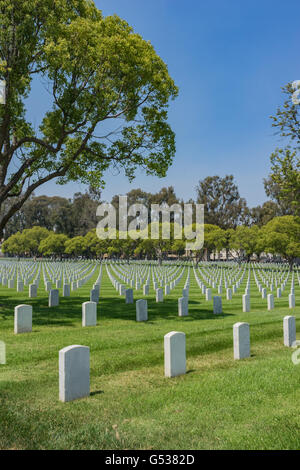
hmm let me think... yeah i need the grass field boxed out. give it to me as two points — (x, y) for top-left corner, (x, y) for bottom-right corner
(0, 262), (300, 450)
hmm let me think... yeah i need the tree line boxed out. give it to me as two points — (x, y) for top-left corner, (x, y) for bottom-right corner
(2, 214), (300, 270)
(2, 167), (298, 241)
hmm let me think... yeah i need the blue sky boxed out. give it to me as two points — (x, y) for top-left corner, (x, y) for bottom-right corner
(34, 0), (300, 206)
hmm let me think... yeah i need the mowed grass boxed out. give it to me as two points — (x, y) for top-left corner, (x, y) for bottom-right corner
(0, 262), (300, 450)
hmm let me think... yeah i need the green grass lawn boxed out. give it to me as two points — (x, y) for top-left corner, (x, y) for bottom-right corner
(0, 262), (300, 450)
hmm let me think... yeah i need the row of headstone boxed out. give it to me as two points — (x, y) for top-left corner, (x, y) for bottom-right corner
(13, 301), (99, 333)
(58, 315), (297, 401)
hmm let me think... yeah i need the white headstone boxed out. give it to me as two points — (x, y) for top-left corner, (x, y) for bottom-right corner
(182, 288), (189, 298)
(45, 281), (52, 292)
(267, 293), (274, 311)
(164, 331), (186, 378)
(233, 322), (250, 360)
(29, 283), (37, 298)
(283, 315), (296, 347)
(63, 284), (70, 297)
(17, 280), (24, 292)
(90, 288), (99, 303)
(82, 302), (97, 327)
(156, 288), (163, 302)
(14, 304), (32, 334)
(49, 289), (59, 307)
(289, 293), (295, 308)
(226, 288), (232, 300)
(136, 299), (148, 322)
(143, 284), (149, 296)
(242, 294), (250, 312)
(119, 284), (126, 296)
(178, 297), (188, 317)
(59, 345), (90, 402)
(125, 288), (133, 304)
(206, 288), (212, 301)
(213, 296), (222, 314)
(0, 340), (5, 364)
(277, 288), (281, 298)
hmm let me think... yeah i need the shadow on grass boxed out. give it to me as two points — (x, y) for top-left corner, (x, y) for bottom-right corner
(0, 288), (234, 328)
(90, 390), (104, 397)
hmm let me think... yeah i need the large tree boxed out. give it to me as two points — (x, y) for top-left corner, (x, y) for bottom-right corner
(0, 0), (177, 237)
(261, 216), (300, 270)
(196, 175), (250, 229)
(250, 200), (282, 227)
(111, 186), (180, 228)
(263, 177), (294, 216)
(230, 225), (261, 261)
(269, 83), (300, 215)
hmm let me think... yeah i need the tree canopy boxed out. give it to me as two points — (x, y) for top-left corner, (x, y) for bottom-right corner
(269, 83), (300, 215)
(0, 0), (178, 236)
(261, 215), (300, 268)
(196, 175), (250, 229)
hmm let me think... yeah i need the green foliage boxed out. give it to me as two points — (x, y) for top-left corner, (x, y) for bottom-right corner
(2, 225), (49, 255)
(261, 215), (300, 266)
(39, 233), (69, 256)
(269, 83), (300, 215)
(196, 175), (250, 229)
(2, 231), (24, 255)
(230, 225), (261, 260)
(2, 214), (300, 263)
(171, 239), (186, 256)
(0, 0), (178, 235)
(64, 236), (85, 256)
(269, 149), (300, 215)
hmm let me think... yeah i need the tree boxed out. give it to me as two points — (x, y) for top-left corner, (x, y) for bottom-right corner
(261, 216), (300, 270)
(194, 224), (222, 261)
(0, 0), (178, 237)
(171, 239), (186, 257)
(250, 200), (281, 227)
(134, 239), (156, 259)
(64, 235), (85, 256)
(196, 175), (250, 229)
(263, 177), (294, 216)
(22, 226), (50, 255)
(84, 229), (108, 257)
(269, 149), (300, 215)
(2, 225), (49, 255)
(269, 83), (300, 215)
(111, 186), (180, 228)
(39, 233), (69, 256)
(150, 186), (179, 206)
(2, 192), (101, 238)
(2, 231), (25, 255)
(230, 225), (261, 261)
(202, 224), (226, 260)
(71, 192), (99, 236)
(22, 195), (73, 233)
